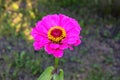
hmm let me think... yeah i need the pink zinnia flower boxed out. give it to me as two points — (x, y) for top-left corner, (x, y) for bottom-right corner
(31, 14), (82, 58)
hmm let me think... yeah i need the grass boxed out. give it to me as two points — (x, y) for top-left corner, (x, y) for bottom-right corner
(85, 68), (113, 80)
(1, 51), (42, 79)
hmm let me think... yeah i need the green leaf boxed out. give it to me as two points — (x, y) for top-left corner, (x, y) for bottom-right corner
(53, 69), (64, 80)
(37, 66), (54, 80)
(59, 69), (64, 80)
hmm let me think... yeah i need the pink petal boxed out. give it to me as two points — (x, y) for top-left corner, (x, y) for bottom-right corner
(45, 44), (64, 58)
(59, 43), (68, 50)
(67, 28), (80, 35)
(53, 49), (64, 58)
(31, 28), (39, 37)
(67, 37), (78, 44)
(66, 32), (80, 44)
(64, 22), (74, 30)
(68, 46), (74, 50)
(50, 43), (60, 49)
(41, 16), (52, 29)
(74, 39), (81, 46)
(36, 21), (48, 33)
(41, 14), (60, 29)
(33, 38), (49, 51)
(59, 14), (69, 26)
(45, 44), (53, 54)
(61, 38), (68, 43)
(60, 19), (74, 31)
(50, 14), (60, 25)
(33, 41), (43, 50)
(59, 14), (81, 34)
(31, 27), (47, 41)
(71, 18), (81, 31)
(67, 32), (79, 37)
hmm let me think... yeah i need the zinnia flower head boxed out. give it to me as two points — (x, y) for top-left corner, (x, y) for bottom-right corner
(31, 14), (82, 58)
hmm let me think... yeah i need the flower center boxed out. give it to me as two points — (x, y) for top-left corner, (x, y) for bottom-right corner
(51, 29), (62, 37)
(48, 26), (66, 43)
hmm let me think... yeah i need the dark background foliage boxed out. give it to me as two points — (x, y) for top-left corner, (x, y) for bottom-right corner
(0, 0), (120, 80)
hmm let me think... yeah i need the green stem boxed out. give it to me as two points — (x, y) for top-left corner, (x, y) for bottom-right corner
(54, 58), (59, 70)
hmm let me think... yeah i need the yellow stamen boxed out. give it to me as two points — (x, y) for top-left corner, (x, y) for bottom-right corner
(48, 26), (66, 43)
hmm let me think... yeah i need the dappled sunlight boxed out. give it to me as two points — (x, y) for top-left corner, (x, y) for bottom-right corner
(11, 13), (23, 25)
(0, 0), (35, 41)
(23, 28), (33, 41)
(26, 0), (32, 9)
(6, 1), (20, 11)
(11, 2), (19, 10)
(29, 10), (36, 19)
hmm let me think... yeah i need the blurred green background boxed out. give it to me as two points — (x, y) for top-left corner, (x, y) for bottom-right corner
(0, 0), (120, 80)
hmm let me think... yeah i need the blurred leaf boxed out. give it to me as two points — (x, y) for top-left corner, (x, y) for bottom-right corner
(29, 10), (36, 19)
(53, 69), (64, 80)
(37, 66), (54, 80)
